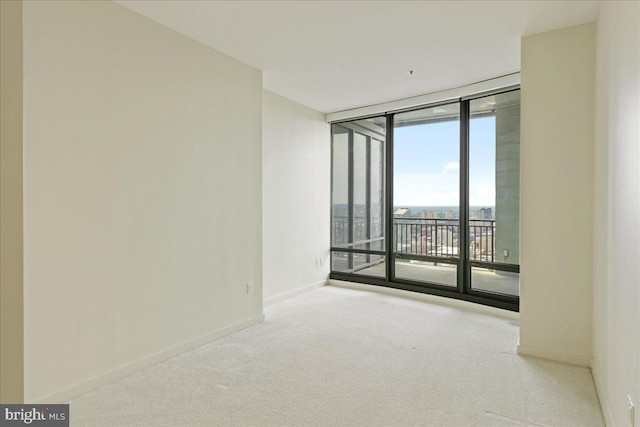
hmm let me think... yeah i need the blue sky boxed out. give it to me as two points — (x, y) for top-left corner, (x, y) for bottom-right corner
(394, 117), (496, 206)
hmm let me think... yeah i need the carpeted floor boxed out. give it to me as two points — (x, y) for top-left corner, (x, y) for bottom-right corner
(69, 285), (604, 426)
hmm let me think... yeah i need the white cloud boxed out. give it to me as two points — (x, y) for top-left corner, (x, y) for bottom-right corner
(444, 162), (459, 170)
(440, 162), (459, 175)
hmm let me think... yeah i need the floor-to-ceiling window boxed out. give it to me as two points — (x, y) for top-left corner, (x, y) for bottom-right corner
(331, 117), (387, 277)
(392, 103), (461, 289)
(330, 89), (520, 311)
(468, 91), (520, 297)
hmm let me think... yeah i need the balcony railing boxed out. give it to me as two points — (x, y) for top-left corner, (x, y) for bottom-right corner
(332, 216), (496, 262)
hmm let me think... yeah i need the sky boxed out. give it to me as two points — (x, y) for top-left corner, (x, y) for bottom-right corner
(332, 116), (497, 207)
(394, 116), (496, 207)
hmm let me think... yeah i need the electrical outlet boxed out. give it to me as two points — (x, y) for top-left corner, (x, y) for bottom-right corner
(245, 282), (254, 295)
(628, 395), (635, 427)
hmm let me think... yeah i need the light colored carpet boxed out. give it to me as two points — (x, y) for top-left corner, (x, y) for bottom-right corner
(69, 285), (603, 426)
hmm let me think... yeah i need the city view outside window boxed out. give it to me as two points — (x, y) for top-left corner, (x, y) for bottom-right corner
(392, 102), (460, 287)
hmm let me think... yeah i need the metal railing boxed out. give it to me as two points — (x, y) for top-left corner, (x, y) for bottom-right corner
(394, 218), (459, 258)
(332, 216), (495, 262)
(468, 219), (496, 262)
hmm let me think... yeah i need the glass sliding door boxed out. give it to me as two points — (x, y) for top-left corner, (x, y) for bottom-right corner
(392, 103), (460, 287)
(468, 91), (520, 297)
(331, 117), (387, 278)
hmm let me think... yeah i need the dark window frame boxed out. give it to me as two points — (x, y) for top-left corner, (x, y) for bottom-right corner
(330, 88), (520, 312)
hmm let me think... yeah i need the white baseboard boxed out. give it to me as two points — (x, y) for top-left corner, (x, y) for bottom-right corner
(264, 280), (327, 307)
(328, 279), (519, 321)
(516, 343), (590, 367)
(32, 314), (265, 404)
(591, 359), (613, 427)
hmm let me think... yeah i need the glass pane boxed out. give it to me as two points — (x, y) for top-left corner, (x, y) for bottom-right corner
(469, 90), (520, 266)
(331, 125), (349, 246)
(331, 117), (386, 276)
(394, 258), (457, 287)
(370, 138), (384, 240)
(354, 256), (386, 278)
(332, 250), (386, 278)
(350, 244), (367, 270)
(393, 102), (460, 287)
(471, 267), (519, 296)
(353, 132), (367, 242)
(350, 243), (385, 277)
(331, 251), (351, 273)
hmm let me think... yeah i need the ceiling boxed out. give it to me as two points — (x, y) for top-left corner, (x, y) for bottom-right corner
(116, 1), (602, 114)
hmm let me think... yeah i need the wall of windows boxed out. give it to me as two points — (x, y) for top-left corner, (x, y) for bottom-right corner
(330, 89), (520, 311)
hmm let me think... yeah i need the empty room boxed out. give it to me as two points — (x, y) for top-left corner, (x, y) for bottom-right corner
(1, 0), (639, 426)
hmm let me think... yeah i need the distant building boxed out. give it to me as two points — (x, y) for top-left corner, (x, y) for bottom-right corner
(421, 210), (438, 219)
(477, 207), (493, 220)
(394, 207), (411, 217)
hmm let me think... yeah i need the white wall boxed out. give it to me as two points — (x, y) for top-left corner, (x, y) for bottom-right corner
(262, 90), (330, 304)
(0, 0), (24, 403)
(22, 1), (263, 402)
(592, 2), (640, 426)
(519, 23), (595, 366)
